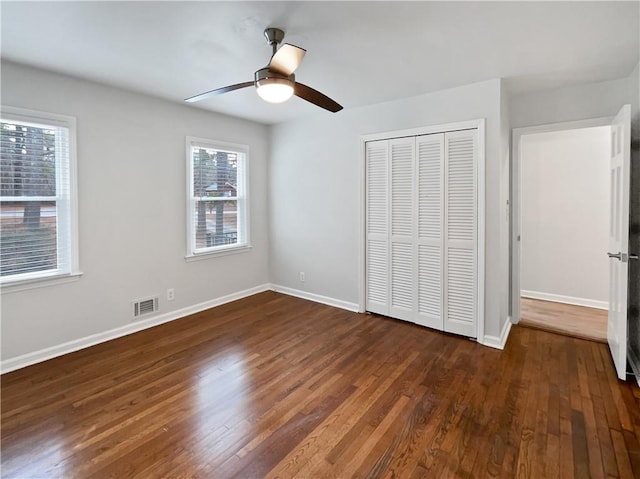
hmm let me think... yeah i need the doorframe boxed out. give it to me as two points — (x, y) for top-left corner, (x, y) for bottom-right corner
(510, 116), (613, 324)
(358, 118), (485, 342)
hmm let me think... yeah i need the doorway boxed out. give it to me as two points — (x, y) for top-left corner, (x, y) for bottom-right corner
(512, 119), (612, 341)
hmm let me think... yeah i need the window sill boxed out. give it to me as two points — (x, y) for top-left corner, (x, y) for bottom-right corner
(1, 272), (83, 294)
(185, 244), (252, 262)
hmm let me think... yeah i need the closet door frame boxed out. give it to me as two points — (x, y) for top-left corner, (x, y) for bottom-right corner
(359, 119), (486, 344)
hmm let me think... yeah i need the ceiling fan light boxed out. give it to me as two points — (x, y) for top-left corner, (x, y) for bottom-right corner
(256, 79), (294, 103)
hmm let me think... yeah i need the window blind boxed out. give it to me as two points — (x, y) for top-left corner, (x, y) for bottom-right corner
(0, 116), (73, 281)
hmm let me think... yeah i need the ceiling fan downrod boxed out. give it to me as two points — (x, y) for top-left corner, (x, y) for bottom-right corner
(264, 27), (285, 55)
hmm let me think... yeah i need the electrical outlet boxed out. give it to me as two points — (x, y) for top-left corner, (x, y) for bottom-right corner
(167, 288), (175, 301)
(299, 272), (305, 282)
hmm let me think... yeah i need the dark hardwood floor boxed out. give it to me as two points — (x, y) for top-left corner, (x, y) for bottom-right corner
(2, 291), (640, 478)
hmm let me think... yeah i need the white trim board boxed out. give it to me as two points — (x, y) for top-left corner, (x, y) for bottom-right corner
(521, 290), (608, 310)
(360, 119), (487, 143)
(481, 316), (512, 350)
(1, 284), (271, 374)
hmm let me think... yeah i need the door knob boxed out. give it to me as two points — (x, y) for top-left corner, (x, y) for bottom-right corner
(608, 252), (637, 262)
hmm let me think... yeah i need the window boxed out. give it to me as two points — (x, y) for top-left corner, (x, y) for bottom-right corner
(186, 137), (248, 257)
(0, 106), (78, 285)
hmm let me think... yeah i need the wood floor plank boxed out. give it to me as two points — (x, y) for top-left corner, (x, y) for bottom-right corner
(273, 351), (423, 478)
(2, 291), (639, 478)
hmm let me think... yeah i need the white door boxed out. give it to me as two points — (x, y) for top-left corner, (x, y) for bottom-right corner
(389, 137), (415, 322)
(443, 130), (478, 338)
(608, 104), (631, 381)
(365, 140), (389, 316)
(415, 134), (445, 330)
(364, 128), (479, 339)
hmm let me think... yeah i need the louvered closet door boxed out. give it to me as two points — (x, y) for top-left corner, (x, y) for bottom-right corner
(389, 137), (415, 321)
(365, 140), (389, 315)
(444, 129), (477, 337)
(415, 134), (444, 330)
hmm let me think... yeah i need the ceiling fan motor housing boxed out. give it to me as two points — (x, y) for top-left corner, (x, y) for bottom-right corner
(255, 67), (295, 88)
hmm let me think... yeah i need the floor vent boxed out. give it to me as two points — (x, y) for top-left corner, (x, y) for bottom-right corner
(133, 296), (159, 318)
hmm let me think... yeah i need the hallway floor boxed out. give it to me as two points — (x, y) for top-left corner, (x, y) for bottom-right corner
(520, 297), (607, 343)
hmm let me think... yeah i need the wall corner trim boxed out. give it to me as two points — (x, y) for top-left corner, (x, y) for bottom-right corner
(481, 316), (512, 350)
(1, 283), (272, 374)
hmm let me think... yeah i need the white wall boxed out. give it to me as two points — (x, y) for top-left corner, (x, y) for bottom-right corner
(510, 74), (637, 129)
(520, 126), (610, 307)
(1, 61), (270, 362)
(269, 79), (510, 341)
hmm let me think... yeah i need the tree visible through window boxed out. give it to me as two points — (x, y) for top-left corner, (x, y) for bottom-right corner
(0, 108), (77, 282)
(187, 138), (248, 256)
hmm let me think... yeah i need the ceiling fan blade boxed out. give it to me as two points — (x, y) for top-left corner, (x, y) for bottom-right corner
(294, 82), (343, 112)
(184, 81), (254, 103)
(268, 44), (306, 76)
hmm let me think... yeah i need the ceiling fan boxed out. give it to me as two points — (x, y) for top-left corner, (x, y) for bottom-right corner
(185, 28), (343, 113)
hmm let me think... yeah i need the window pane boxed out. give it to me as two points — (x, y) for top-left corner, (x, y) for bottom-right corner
(1, 200), (58, 276)
(1, 122), (57, 197)
(187, 138), (247, 256)
(192, 147), (238, 199)
(193, 200), (238, 250)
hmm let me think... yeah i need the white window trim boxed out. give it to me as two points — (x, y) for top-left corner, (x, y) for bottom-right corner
(0, 106), (80, 289)
(185, 136), (251, 260)
(1, 272), (83, 294)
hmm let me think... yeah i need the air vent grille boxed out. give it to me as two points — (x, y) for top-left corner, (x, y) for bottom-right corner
(133, 296), (159, 318)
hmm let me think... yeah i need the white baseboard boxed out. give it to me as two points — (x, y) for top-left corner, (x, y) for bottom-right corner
(270, 284), (360, 312)
(481, 316), (512, 350)
(1, 284), (271, 374)
(521, 290), (608, 310)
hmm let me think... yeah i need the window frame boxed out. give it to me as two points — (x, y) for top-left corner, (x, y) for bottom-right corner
(185, 136), (250, 260)
(0, 106), (80, 290)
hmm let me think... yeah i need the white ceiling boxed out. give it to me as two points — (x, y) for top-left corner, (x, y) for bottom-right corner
(2, 1), (638, 125)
